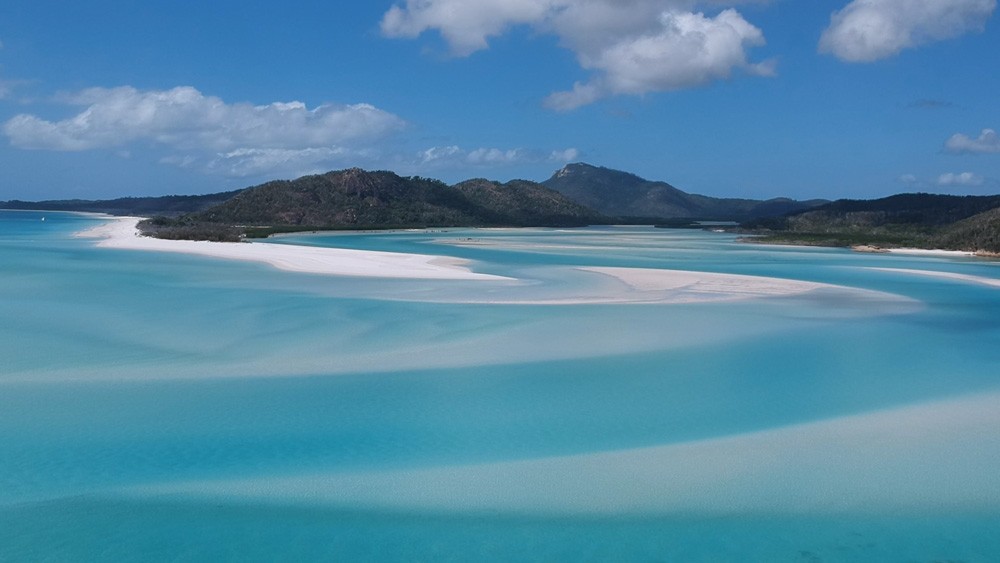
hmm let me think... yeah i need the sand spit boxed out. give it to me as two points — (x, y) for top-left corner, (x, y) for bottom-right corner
(77, 217), (510, 281)
(867, 267), (1000, 289)
(76, 218), (918, 307)
(581, 266), (829, 300)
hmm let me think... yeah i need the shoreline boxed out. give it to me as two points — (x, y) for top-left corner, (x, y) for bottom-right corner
(77, 217), (512, 281)
(74, 217), (920, 308)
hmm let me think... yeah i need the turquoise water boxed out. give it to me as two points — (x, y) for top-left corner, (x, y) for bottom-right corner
(2, 210), (999, 561)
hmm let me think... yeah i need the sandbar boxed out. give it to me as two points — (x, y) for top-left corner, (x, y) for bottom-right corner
(77, 217), (510, 281)
(867, 267), (1000, 288)
(77, 218), (917, 308)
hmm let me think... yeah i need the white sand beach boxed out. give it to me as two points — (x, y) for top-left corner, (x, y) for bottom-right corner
(885, 248), (976, 257)
(76, 217), (921, 308)
(77, 217), (511, 281)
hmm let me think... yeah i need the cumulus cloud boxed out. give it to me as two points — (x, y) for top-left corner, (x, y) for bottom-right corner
(547, 9), (772, 110)
(381, 1), (773, 109)
(381, 0), (555, 56)
(819, 0), (996, 62)
(945, 128), (1000, 154)
(937, 171), (985, 186)
(2, 86), (406, 152)
(419, 144), (580, 167)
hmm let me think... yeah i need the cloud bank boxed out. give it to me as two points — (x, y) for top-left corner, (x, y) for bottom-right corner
(2, 86), (405, 152)
(945, 128), (1000, 154)
(419, 145), (579, 167)
(1, 84), (582, 179)
(937, 171), (985, 186)
(820, 0), (996, 62)
(381, 1), (774, 110)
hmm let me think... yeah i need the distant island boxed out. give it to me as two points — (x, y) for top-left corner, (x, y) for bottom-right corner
(3, 163), (998, 254)
(741, 193), (1000, 255)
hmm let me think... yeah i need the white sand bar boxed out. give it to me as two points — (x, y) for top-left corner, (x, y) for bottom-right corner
(867, 267), (1000, 288)
(76, 218), (918, 306)
(77, 217), (511, 281)
(581, 266), (830, 301)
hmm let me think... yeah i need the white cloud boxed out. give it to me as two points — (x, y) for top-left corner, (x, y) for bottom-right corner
(550, 147), (580, 161)
(381, 0), (556, 56)
(819, 0), (996, 62)
(207, 147), (359, 178)
(420, 145), (464, 163)
(937, 171), (985, 186)
(381, 1), (773, 109)
(419, 145), (580, 167)
(547, 9), (771, 110)
(2, 86), (406, 152)
(945, 128), (1000, 154)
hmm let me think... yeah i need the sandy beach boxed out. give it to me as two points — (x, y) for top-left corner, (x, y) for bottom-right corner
(74, 217), (921, 308)
(77, 217), (511, 281)
(885, 248), (976, 257)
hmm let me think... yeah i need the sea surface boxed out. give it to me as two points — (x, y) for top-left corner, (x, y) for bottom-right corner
(2, 210), (999, 561)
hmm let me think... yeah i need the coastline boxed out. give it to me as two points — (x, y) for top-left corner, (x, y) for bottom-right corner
(74, 217), (920, 308)
(77, 217), (511, 281)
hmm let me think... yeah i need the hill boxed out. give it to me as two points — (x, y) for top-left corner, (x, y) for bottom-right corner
(742, 193), (1000, 253)
(541, 163), (824, 220)
(0, 191), (243, 217)
(141, 168), (604, 240)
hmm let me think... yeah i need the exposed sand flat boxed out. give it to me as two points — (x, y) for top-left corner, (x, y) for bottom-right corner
(77, 218), (916, 307)
(413, 266), (912, 306)
(868, 267), (1000, 288)
(885, 248), (975, 257)
(581, 266), (830, 299)
(77, 217), (511, 281)
(130, 392), (1000, 515)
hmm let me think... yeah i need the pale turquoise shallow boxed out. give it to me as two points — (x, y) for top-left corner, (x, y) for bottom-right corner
(1, 210), (999, 561)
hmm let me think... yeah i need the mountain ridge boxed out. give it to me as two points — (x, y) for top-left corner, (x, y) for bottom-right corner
(541, 163), (826, 220)
(3, 163), (997, 253)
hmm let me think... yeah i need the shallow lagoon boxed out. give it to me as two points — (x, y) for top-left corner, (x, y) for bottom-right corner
(2, 210), (999, 561)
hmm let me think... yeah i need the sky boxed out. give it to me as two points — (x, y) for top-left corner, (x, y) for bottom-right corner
(0, 0), (998, 201)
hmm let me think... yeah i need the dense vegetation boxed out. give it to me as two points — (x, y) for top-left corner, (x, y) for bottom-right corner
(541, 163), (826, 220)
(5, 164), (997, 252)
(140, 168), (605, 240)
(742, 193), (1000, 253)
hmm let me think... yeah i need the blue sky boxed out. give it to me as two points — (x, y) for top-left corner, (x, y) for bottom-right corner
(0, 0), (998, 201)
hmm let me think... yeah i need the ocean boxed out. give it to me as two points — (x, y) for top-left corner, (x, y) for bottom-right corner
(2, 210), (999, 561)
